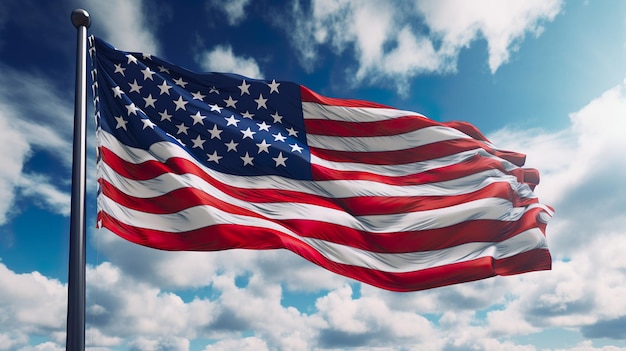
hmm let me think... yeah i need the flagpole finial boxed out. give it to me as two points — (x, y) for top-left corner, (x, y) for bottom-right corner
(71, 9), (91, 29)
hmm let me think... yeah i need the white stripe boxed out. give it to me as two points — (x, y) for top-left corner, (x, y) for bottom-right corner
(306, 125), (470, 152)
(98, 129), (535, 199)
(99, 194), (547, 273)
(310, 148), (519, 176)
(99, 161), (548, 233)
(302, 102), (424, 122)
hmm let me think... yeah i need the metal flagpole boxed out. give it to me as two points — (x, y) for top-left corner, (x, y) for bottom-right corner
(67, 8), (90, 351)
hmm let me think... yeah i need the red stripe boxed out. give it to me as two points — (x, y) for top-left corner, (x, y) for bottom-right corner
(305, 114), (434, 137)
(305, 116), (500, 141)
(309, 138), (527, 167)
(98, 211), (551, 292)
(311, 152), (531, 186)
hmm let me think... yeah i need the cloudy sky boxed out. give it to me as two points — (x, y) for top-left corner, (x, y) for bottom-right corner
(1, 0), (625, 350)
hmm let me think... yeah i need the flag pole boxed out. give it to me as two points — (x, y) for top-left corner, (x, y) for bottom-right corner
(67, 8), (90, 351)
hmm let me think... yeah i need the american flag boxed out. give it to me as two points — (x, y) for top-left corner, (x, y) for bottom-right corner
(91, 36), (553, 292)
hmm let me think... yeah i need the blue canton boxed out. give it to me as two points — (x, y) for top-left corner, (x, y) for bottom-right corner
(91, 37), (312, 180)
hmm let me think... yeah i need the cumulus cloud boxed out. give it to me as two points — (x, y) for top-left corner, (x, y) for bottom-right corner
(0, 263), (67, 350)
(284, 0), (562, 92)
(196, 45), (263, 79)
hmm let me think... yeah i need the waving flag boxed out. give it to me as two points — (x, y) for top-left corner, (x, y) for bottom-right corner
(90, 36), (553, 292)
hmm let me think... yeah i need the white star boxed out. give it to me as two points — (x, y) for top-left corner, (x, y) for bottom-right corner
(173, 77), (188, 87)
(286, 127), (299, 137)
(142, 118), (156, 129)
(272, 152), (288, 167)
(114, 116), (128, 130)
(141, 67), (155, 80)
(256, 139), (271, 153)
(125, 103), (139, 115)
(272, 132), (286, 142)
(207, 151), (222, 163)
(174, 96), (188, 111)
(240, 152), (254, 166)
(208, 124), (223, 139)
(238, 80), (251, 95)
(224, 115), (240, 126)
(142, 53), (152, 60)
(267, 79), (280, 94)
(112, 86), (123, 98)
(158, 80), (172, 95)
(192, 91), (206, 100)
(158, 65), (170, 73)
(143, 94), (157, 108)
(114, 63), (126, 76)
(270, 111), (283, 123)
(257, 121), (271, 132)
(290, 143), (304, 153)
(254, 94), (268, 109)
(240, 127), (256, 139)
(209, 86), (219, 94)
(190, 111), (206, 125)
(128, 79), (142, 93)
(225, 140), (239, 152)
(209, 104), (223, 113)
(191, 135), (205, 149)
(241, 111), (255, 119)
(223, 96), (238, 108)
(176, 123), (189, 135)
(126, 54), (138, 64)
(159, 109), (172, 121)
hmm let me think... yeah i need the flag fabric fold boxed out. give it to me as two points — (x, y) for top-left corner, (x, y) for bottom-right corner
(90, 36), (553, 292)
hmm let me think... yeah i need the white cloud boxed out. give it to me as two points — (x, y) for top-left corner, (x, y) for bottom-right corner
(551, 341), (626, 351)
(284, 0), (562, 92)
(0, 65), (74, 223)
(128, 336), (189, 351)
(17, 341), (65, 351)
(207, 0), (251, 26)
(196, 45), (263, 79)
(416, 0), (562, 73)
(203, 337), (269, 351)
(0, 263), (67, 350)
(0, 112), (29, 224)
(81, 0), (160, 54)
(314, 284), (439, 349)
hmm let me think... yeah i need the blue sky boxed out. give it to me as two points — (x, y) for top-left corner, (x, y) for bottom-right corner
(1, 0), (626, 350)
